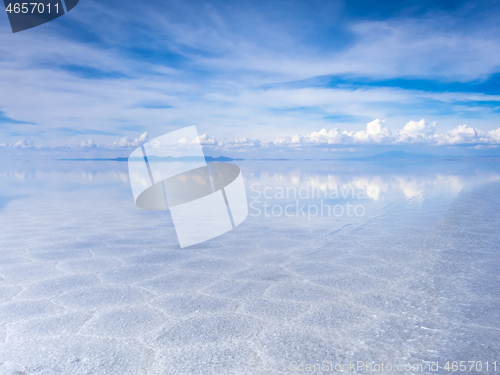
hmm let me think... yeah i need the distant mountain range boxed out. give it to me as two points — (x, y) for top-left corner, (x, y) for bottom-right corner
(58, 151), (499, 162)
(58, 155), (243, 162)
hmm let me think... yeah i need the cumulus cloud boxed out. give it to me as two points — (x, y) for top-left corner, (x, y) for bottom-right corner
(197, 134), (218, 146)
(112, 132), (148, 148)
(174, 134), (217, 146)
(272, 129), (353, 147)
(269, 119), (393, 147)
(81, 139), (97, 148)
(230, 120), (500, 151)
(399, 119), (436, 140)
(304, 129), (352, 145)
(487, 127), (500, 143)
(3, 0), (500, 152)
(13, 139), (35, 148)
(353, 119), (392, 143)
(264, 120), (500, 150)
(78, 120), (500, 154)
(220, 137), (261, 151)
(438, 124), (486, 145)
(272, 134), (301, 146)
(0, 139), (37, 148)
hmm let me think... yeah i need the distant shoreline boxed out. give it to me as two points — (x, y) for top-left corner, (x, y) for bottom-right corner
(55, 151), (500, 162)
(56, 156), (244, 162)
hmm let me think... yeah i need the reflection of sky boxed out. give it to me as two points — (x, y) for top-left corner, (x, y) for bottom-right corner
(251, 174), (468, 201)
(1, 158), (498, 222)
(1, 157), (499, 374)
(2, 159), (499, 193)
(239, 160), (500, 203)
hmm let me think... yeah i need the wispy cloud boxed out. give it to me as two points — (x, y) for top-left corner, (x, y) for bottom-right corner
(1, 0), (500, 151)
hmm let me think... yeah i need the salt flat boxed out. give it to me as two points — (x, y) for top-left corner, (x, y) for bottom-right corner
(0, 159), (499, 374)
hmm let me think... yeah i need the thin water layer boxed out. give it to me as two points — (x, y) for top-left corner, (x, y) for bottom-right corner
(0, 158), (499, 374)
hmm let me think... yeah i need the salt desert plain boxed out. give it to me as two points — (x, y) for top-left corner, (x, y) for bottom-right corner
(0, 158), (499, 374)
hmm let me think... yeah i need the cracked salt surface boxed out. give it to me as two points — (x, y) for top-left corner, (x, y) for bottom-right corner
(0, 158), (499, 374)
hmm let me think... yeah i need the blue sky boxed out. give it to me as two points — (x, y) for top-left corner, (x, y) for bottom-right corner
(1, 0), (500, 156)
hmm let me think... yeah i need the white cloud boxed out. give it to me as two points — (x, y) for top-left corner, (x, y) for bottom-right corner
(353, 119), (392, 143)
(0, 139), (39, 148)
(112, 132), (149, 148)
(270, 120), (394, 147)
(229, 120), (500, 151)
(2, 5), (500, 148)
(303, 129), (351, 144)
(1, 0), (500, 153)
(488, 127), (500, 142)
(272, 128), (353, 147)
(265, 119), (388, 148)
(197, 134), (218, 146)
(81, 139), (97, 148)
(13, 140), (35, 148)
(220, 137), (261, 151)
(399, 119), (436, 139)
(218, 120), (500, 152)
(438, 124), (486, 145)
(79, 120), (500, 153)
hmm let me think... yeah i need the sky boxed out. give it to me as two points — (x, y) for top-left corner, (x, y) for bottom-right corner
(1, 0), (500, 157)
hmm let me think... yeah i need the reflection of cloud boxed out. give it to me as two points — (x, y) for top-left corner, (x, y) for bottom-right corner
(396, 177), (423, 198)
(82, 172), (95, 181)
(351, 177), (389, 201)
(15, 172), (29, 179)
(114, 172), (129, 182)
(436, 175), (465, 194)
(309, 175), (342, 191)
(129, 172), (150, 188)
(291, 175), (300, 186)
(249, 172), (499, 202)
(0, 168), (137, 185)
